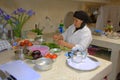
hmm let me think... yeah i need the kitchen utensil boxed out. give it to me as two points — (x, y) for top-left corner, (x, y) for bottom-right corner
(66, 56), (100, 71)
(34, 57), (53, 71)
(50, 48), (61, 55)
(0, 40), (12, 52)
(67, 50), (87, 63)
(28, 45), (49, 56)
(14, 48), (24, 60)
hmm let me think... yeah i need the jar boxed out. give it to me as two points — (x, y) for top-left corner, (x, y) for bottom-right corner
(35, 35), (44, 44)
(71, 51), (87, 63)
(14, 48), (24, 60)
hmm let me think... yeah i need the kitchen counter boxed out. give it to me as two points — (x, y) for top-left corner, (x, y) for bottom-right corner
(91, 35), (120, 80)
(0, 50), (112, 80)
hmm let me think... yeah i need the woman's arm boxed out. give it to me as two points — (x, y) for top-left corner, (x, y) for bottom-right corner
(56, 40), (75, 49)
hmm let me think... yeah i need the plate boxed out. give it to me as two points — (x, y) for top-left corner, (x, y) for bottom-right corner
(66, 56), (100, 71)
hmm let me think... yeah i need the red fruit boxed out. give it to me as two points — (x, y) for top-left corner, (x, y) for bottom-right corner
(19, 42), (25, 46)
(45, 53), (52, 58)
(51, 54), (57, 59)
(28, 42), (33, 46)
(24, 40), (29, 44)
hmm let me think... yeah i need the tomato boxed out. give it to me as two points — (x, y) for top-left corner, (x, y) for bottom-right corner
(19, 42), (25, 46)
(45, 53), (52, 58)
(24, 40), (30, 44)
(28, 42), (33, 46)
(45, 55), (51, 58)
(51, 54), (57, 59)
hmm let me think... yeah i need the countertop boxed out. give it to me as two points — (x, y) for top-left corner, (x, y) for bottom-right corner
(0, 50), (112, 80)
(91, 35), (120, 80)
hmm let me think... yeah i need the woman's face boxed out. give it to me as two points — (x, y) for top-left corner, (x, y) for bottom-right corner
(73, 17), (83, 28)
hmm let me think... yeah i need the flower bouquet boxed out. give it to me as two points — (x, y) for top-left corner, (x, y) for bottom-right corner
(0, 8), (35, 38)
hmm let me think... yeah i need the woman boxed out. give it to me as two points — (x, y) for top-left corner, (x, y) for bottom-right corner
(53, 10), (92, 52)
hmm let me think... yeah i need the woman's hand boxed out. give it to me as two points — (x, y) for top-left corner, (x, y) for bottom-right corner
(57, 40), (66, 46)
(57, 40), (74, 49)
(53, 34), (63, 42)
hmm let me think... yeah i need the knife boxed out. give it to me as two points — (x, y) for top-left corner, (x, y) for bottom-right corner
(0, 69), (6, 79)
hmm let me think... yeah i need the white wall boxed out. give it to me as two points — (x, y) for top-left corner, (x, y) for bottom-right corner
(0, 0), (83, 33)
(96, 5), (120, 31)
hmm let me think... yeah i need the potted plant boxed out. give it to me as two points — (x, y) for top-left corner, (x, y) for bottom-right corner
(31, 24), (45, 42)
(31, 24), (44, 35)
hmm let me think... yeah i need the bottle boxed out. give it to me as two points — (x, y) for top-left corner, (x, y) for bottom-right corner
(58, 20), (64, 33)
(8, 29), (14, 41)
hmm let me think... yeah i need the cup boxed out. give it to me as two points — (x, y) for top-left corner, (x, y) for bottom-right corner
(14, 48), (24, 60)
(72, 55), (82, 63)
(72, 51), (87, 63)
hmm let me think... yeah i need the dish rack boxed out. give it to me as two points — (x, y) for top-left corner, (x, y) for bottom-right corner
(0, 40), (12, 52)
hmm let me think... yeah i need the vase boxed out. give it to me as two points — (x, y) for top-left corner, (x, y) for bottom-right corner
(35, 35), (44, 43)
(35, 35), (43, 40)
(13, 29), (22, 38)
(12, 28), (22, 42)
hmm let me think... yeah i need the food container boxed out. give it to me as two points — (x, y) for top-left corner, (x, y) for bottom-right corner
(27, 45), (49, 56)
(14, 48), (24, 60)
(70, 51), (87, 63)
(34, 57), (53, 71)
(50, 48), (61, 55)
(71, 55), (83, 63)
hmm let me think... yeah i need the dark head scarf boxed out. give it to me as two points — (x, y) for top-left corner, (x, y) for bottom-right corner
(73, 10), (91, 23)
(73, 10), (91, 30)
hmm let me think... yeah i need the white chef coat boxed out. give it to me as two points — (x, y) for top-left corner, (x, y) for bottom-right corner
(62, 24), (92, 52)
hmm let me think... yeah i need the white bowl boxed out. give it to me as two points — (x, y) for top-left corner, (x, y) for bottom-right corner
(34, 57), (53, 71)
(50, 48), (61, 55)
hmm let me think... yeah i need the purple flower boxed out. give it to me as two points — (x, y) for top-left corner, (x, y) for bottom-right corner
(17, 8), (26, 13)
(27, 10), (35, 16)
(13, 10), (18, 15)
(1, 8), (35, 31)
(13, 8), (26, 15)
(4, 14), (11, 20)
(0, 8), (35, 38)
